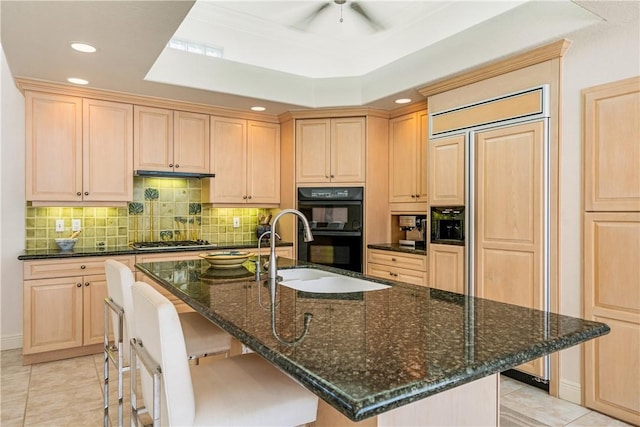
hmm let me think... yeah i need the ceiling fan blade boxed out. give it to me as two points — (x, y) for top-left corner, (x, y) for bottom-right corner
(291, 2), (331, 31)
(350, 2), (385, 31)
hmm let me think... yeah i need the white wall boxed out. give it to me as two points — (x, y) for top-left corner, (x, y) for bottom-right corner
(558, 18), (640, 402)
(0, 44), (26, 350)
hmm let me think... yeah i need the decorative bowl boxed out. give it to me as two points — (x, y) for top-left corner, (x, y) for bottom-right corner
(198, 251), (254, 269)
(55, 238), (78, 251)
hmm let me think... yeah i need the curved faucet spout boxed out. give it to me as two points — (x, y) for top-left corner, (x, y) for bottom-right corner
(269, 209), (313, 280)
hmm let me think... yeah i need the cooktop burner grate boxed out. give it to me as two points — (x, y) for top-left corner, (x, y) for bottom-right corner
(131, 240), (217, 250)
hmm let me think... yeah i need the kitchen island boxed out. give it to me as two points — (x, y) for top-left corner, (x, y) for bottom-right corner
(135, 257), (609, 425)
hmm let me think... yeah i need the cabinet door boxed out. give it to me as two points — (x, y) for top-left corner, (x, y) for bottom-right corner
(429, 134), (465, 206)
(247, 121), (280, 204)
(174, 111), (210, 173)
(331, 117), (365, 183)
(134, 105), (173, 172)
(208, 116), (247, 203)
(83, 274), (109, 345)
(428, 244), (464, 293)
(389, 113), (419, 202)
(296, 119), (330, 183)
(25, 91), (83, 202)
(584, 77), (640, 212)
(584, 212), (640, 425)
(83, 99), (133, 202)
(474, 121), (545, 378)
(23, 277), (83, 354)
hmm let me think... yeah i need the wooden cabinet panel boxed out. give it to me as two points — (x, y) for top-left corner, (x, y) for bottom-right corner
(173, 111), (210, 173)
(206, 117), (279, 204)
(134, 105), (173, 172)
(23, 256), (135, 358)
(247, 121), (280, 204)
(474, 121), (545, 378)
(23, 277), (84, 354)
(367, 249), (427, 286)
(25, 92), (133, 203)
(584, 212), (640, 425)
(296, 119), (331, 183)
(389, 111), (428, 204)
(83, 99), (133, 202)
(429, 134), (465, 206)
(584, 77), (640, 212)
(25, 91), (83, 202)
(428, 244), (464, 293)
(296, 117), (365, 183)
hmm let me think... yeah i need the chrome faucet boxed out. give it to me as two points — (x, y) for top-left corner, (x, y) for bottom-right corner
(269, 209), (313, 280)
(255, 230), (280, 281)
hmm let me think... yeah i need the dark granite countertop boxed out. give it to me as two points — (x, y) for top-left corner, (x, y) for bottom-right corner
(367, 243), (427, 255)
(136, 258), (609, 422)
(17, 242), (293, 260)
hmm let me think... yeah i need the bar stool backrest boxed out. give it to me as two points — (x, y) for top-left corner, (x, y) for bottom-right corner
(132, 281), (196, 425)
(104, 259), (136, 362)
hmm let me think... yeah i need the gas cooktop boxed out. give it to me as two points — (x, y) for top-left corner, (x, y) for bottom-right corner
(130, 240), (217, 250)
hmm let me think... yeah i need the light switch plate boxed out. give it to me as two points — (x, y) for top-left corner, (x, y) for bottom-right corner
(55, 219), (65, 232)
(233, 217), (240, 228)
(71, 219), (81, 231)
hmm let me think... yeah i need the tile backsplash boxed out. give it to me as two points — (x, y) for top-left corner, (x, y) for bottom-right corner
(25, 177), (274, 250)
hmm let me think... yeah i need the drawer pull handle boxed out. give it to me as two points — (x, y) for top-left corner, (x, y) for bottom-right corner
(391, 258), (396, 262)
(76, 283), (82, 287)
(80, 265), (86, 270)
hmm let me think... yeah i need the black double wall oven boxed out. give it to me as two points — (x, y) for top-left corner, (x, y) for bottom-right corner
(297, 187), (363, 273)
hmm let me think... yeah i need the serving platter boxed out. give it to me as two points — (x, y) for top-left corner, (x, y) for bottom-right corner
(198, 251), (253, 269)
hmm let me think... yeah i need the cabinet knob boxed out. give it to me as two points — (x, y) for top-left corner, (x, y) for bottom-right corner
(76, 192), (82, 196)
(175, 164), (180, 168)
(84, 282), (90, 287)
(325, 175), (329, 179)
(243, 195), (248, 200)
(391, 258), (396, 262)
(169, 163), (174, 168)
(80, 265), (86, 270)
(415, 194), (420, 198)
(247, 195), (252, 200)
(76, 283), (82, 287)
(411, 194), (416, 198)
(330, 175), (335, 178)
(84, 192), (89, 196)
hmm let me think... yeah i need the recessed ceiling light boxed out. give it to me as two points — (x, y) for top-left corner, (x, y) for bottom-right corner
(395, 98), (412, 104)
(68, 77), (89, 85)
(70, 42), (96, 53)
(251, 106), (266, 112)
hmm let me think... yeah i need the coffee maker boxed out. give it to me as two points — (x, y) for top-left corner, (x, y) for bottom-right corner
(398, 215), (427, 248)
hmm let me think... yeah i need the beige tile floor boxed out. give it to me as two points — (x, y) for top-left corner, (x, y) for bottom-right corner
(0, 348), (633, 426)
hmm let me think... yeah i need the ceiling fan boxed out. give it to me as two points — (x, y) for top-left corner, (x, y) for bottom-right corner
(293, 0), (385, 32)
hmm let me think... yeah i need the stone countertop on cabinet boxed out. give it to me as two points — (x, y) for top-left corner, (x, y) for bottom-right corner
(136, 258), (609, 422)
(367, 243), (427, 256)
(17, 241), (294, 261)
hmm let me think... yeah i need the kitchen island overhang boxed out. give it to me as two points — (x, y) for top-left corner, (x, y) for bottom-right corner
(134, 258), (609, 423)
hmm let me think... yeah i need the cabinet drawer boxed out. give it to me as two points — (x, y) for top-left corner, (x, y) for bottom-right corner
(24, 255), (135, 280)
(367, 263), (427, 287)
(367, 249), (427, 271)
(135, 251), (203, 264)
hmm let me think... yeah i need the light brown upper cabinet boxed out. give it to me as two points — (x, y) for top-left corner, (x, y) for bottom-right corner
(25, 92), (133, 204)
(296, 117), (365, 183)
(389, 111), (428, 204)
(584, 77), (640, 212)
(134, 106), (210, 174)
(204, 117), (280, 205)
(428, 134), (465, 206)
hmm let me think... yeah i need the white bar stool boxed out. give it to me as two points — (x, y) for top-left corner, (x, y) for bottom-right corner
(130, 280), (318, 426)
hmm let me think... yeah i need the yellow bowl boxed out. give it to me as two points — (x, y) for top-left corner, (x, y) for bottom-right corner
(198, 251), (254, 269)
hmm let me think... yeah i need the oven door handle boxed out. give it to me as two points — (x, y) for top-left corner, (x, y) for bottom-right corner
(300, 230), (362, 237)
(297, 200), (362, 206)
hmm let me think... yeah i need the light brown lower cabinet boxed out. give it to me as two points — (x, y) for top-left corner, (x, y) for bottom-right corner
(428, 244), (465, 294)
(366, 249), (427, 286)
(583, 212), (640, 425)
(22, 255), (135, 364)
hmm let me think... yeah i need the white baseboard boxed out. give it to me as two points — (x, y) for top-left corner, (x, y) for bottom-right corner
(0, 334), (22, 351)
(559, 379), (582, 405)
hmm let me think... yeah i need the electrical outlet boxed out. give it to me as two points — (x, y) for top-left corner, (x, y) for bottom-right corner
(233, 217), (241, 228)
(55, 219), (65, 232)
(71, 219), (82, 231)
